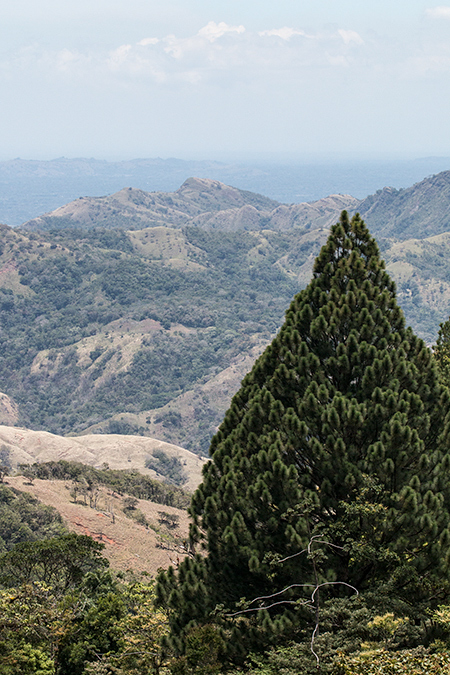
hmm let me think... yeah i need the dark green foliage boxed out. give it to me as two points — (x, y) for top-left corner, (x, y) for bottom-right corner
(0, 483), (65, 551)
(157, 212), (450, 661)
(123, 496), (139, 511)
(146, 449), (188, 486)
(156, 411), (183, 428)
(25, 460), (191, 508)
(47, 227), (135, 252)
(0, 531), (154, 675)
(107, 419), (140, 435)
(0, 533), (108, 593)
(57, 588), (126, 675)
(170, 624), (225, 675)
(158, 511), (180, 529)
(230, 606), (450, 675)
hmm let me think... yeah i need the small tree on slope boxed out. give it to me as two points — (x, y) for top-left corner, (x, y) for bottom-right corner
(156, 212), (450, 657)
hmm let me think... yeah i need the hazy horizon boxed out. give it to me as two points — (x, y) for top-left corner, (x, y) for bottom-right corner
(2, 2), (450, 161)
(1, 153), (450, 227)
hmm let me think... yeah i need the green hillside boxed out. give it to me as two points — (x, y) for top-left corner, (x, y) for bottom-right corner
(0, 217), (449, 454)
(0, 224), (306, 451)
(358, 170), (450, 239)
(3, 175), (450, 452)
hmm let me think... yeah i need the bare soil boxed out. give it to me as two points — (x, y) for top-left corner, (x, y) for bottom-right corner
(7, 476), (191, 575)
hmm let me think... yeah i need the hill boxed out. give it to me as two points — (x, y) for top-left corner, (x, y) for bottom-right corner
(3, 175), (450, 451)
(0, 219), (315, 450)
(358, 170), (450, 239)
(0, 425), (206, 492)
(21, 178), (279, 232)
(21, 177), (355, 233)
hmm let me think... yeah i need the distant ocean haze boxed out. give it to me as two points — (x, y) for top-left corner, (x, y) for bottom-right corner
(1, 156), (450, 226)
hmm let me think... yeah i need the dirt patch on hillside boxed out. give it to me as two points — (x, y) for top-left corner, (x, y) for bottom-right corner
(6, 476), (191, 575)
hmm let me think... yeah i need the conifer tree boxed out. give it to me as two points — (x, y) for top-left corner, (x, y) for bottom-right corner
(157, 212), (450, 656)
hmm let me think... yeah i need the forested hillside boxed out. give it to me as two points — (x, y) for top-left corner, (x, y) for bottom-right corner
(0, 222), (303, 450)
(1, 174), (450, 452)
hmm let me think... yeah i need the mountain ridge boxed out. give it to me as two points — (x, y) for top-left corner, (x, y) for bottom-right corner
(20, 170), (450, 241)
(357, 170), (450, 239)
(21, 177), (358, 234)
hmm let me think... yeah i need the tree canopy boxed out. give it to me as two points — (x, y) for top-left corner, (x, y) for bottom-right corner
(156, 211), (450, 660)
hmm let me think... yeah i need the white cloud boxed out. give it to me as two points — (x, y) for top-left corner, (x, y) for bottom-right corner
(55, 48), (91, 72)
(138, 38), (159, 47)
(107, 44), (133, 70)
(338, 29), (364, 45)
(8, 19), (450, 92)
(426, 6), (450, 18)
(0, 22), (373, 90)
(197, 21), (245, 42)
(259, 27), (313, 41)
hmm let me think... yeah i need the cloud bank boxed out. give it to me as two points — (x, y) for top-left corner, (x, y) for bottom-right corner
(4, 17), (450, 91)
(2, 16), (450, 159)
(0, 22), (368, 86)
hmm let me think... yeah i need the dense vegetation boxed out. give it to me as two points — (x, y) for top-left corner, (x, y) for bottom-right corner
(156, 212), (450, 672)
(145, 449), (188, 486)
(0, 224), (307, 450)
(0, 483), (65, 551)
(0, 532), (172, 675)
(0, 211), (449, 455)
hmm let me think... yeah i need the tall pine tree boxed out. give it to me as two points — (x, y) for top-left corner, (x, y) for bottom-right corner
(157, 212), (450, 656)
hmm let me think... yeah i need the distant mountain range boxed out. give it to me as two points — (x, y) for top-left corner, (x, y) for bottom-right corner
(2, 155), (450, 226)
(20, 170), (450, 241)
(2, 169), (450, 454)
(21, 177), (356, 234)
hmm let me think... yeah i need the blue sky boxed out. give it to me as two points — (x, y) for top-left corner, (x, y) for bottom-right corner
(2, 1), (450, 161)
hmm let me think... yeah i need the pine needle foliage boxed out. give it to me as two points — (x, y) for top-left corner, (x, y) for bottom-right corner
(156, 212), (450, 656)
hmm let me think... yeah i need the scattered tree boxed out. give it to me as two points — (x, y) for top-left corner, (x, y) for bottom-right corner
(157, 511), (180, 530)
(0, 465), (8, 484)
(434, 317), (450, 386)
(123, 496), (139, 511)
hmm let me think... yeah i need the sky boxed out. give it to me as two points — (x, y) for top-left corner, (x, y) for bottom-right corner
(2, 1), (450, 161)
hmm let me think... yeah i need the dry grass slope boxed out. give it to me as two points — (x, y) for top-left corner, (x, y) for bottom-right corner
(0, 425), (206, 492)
(6, 475), (191, 574)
